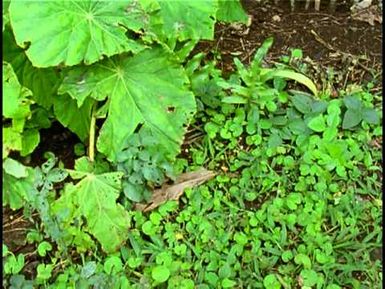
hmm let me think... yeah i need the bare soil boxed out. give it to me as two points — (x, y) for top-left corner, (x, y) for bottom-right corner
(196, 0), (382, 89)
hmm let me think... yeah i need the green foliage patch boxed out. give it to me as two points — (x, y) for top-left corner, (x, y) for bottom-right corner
(2, 1), (382, 288)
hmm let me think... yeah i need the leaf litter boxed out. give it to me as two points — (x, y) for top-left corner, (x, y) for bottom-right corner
(135, 169), (216, 212)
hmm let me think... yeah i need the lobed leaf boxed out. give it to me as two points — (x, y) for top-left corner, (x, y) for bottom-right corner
(9, 0), (148, 67)
(60, 47), (196, 161)
(57, 170), (129, 253)
(157, 0), (217, 41)
(217, 0), (249, 23)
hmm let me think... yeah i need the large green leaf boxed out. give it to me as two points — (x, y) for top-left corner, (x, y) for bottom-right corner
(59, 47), (196, 161)
(3, 62), (32, 121)
(20, 129), (40, 157)
(53, 94), (94, 141)
(3, 62), (40, 157)
(157, 0), (218, 41)
(3, 127), (22, 158)
(9, 0), (148, 67)
(3, 27), (61, 109)
(3, 1), (9, 31)
(3, 162), (36, 210)
(217, 0), (248, 23)
(56, 166), (129, 253)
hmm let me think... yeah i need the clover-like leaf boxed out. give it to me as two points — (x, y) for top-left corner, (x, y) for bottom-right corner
(152, 265), (170, 283)
(9, 0), (148, 67)
(60, 47), (196, 161)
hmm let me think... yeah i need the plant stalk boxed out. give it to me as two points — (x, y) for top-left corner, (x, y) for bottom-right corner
(89, 103), (97, 162)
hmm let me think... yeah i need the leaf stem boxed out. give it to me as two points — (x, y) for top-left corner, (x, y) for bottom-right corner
(89, 102), (97, 162)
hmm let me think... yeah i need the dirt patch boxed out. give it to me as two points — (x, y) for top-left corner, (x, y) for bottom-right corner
(2, 208), (33, 253)
(30, 122), (79, 169)
(196, 0), (382, 90)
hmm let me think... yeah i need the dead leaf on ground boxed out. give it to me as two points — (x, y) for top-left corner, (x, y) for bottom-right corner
(351, 4), (382, 25)
(134, 169), (216, 212)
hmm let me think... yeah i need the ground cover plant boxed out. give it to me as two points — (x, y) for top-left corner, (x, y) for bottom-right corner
(2, 0), (382, 288)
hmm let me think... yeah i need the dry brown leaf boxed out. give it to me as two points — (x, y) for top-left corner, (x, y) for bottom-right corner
(134, 169), (216, 212)
(351, 5), (382, 26)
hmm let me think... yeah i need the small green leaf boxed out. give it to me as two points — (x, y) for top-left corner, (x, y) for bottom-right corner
(152, 265), (170, 283)
(311, 100), (328, 114)
(362, 108), (379, 124)
(251, 37), (274, 69)
(343, 96), (362, 110)
(323, 127), (338, 141)
(104, 256), (123, 275)
(282, 250), (293, 262)
(246, 107), (259, 135)
(150, 212), (162, 226)
(271, 116), (287, 126)
(20, 129), (40, 156)
(291, 48), (303, 59)
(222, 278), (237, 288)
(326, 102), (341, 127)
(259, 119), (272, 129)
(36, 264), (53, 281)
(294, 253), (312, 269)
(300, 269), (319, 287)
(218, 263), (231, 279)
(263, 274), (281, 289)
(289, 119), (309, 135)
(37, 241), (52, 257)
(266, 101), (277, 112)
(3, 244), (9, 257)
(292, 94), (313, 114)
(268, 133), (282, 148)
(205, 272), (219, 286)
(326, 285), (342, 289)
(307, 115), (326, 132)
(205, 122), (219, 139)
(264, 70), (318, 97)
(222, 96), (248, 104)
(3, 158), (28, 178)
(342, 109), (362, 129)
(81, 262), (97, 279)
(142, 221), (155, 236)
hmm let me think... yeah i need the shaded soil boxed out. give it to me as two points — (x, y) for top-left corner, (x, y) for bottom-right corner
(30, 121), (79, 169)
